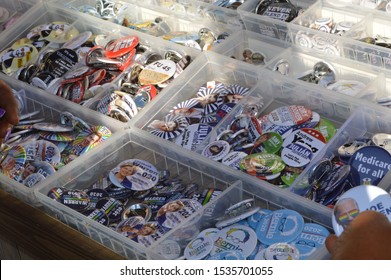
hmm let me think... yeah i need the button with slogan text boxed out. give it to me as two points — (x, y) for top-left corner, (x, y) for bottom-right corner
(332, 185), (391, 236)
(184, 236), (214, 260)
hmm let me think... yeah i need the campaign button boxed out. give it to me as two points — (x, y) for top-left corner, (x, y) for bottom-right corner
(372, 133), (391, 153)
(123, 203), (152, 222)
(221, 151), (248, 170)
(116, 216), (145, 239)
(211, 225), (257, 257)
(109, 159), (159, 191)
(96, 197), (125, 223)
(138, 59), (176, 85)
(337, 138), (371, 158)
(83, 209), (109, 226)
(264, 243), (300, 260)
(185, 236), (214, 260)
(348, 145), (391, 185)
(149, 114), (189, 140)
(175, 124), (212, 151)
(256, 209), (305, 245)
(60, 189), (91, 212)
(240, 153), (285, 176)
(23, 173), (46, 188)
(253, 132), (283, 154)
(207, 250), (247, 260)
(290, 223), (330, 259)
(156, 240), (182, 259)
(281, 143), (312, 168)
(63, 31), (92, 50)
(332, 185), (391, 236)
(314, 118), (336, 142)
(283, 128), (326, 157)
(156, 199), (202, 229)
(247, 208), (273, 230)
(268, 105), (312, 126)
(201, 140), (231, 161)
(44, 48), (78, 78)
(260, 114), (293, 139)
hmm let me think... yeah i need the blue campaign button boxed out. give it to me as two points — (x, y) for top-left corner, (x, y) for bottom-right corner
(207, 250), (247, 260)
(290, 223), (330, 260)
(247, 208), (272, 230)
(256, 209), (305, 245)
(348, 145), (391, 185)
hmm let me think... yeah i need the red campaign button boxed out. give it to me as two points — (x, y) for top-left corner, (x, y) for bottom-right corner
(118, 48), (136, 71)
(89, 68), (106, 87)
(268, 105), (313, 126)
(85, 45), (106, 66)
(138, 85), (158, 99)
(301, 128), (327, 144)
(105, 36), (139, 59)
(70, 80), (85, 104)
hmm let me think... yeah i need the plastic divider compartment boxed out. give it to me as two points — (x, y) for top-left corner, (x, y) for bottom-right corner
(211, 29), (290, 65)
(291, 105), (391, 202)
(69, 15), (201, 125)
(0, 74), (124, 206)
(57, 0), (238, 47)
(238, 0), (315, 41)
(193, 69), (360, 188)
(342, 14), (391, 69)
(132, 51), (259, 135)
(147, 179), (333, 259)
(146, 0), (244, 28)
(34, 130), (236, 260)
(264, 47), (382, 102)
(289, 1), (366, 56)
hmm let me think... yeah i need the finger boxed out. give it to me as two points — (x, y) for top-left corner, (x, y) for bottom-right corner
(325, 234), (338, 256)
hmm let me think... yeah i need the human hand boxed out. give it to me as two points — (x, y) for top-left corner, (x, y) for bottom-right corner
(326, 210), (391, 259)
(0, 80), (19, 142)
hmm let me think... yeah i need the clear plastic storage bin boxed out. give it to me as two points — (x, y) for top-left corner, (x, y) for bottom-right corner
(0, 74), (124, 206)
(0, 0), (38, 33)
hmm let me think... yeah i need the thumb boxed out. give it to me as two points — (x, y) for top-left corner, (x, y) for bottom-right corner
(325, 234), (338, 256)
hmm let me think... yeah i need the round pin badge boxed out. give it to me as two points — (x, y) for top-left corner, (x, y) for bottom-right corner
(197, 228), (220, 239)
(42, 22), (79, 43)
(185, 236), (214, 260)
(264, 243), (300, 260)
(123, 203), (152, 221)
(327, 80), (366, 96)
(170, 99), (203, 119)
(156, 199), (202, 229)
(109, 159), (159, 191)
(314, 118), (336, 142)
(59, 189), (91, 212)
(39, 131), (77, 142)
(240, 153), (285, 176)
(86, 188), (110, 208)
(201, 140), (231, 161)
(137, 222), (168, 248)
(247, 209), (273, 230)
(222, 151), (248, 170)
(268, 105), (313, 126)
(19, 160), (55, 182)
(253, 132), (283, 154)
(0, 145), (26, 179)
(83, 208), (109, 226)
(348, 145), (391, 185)
(23, 172), (46, 187)
(96, 197), (125, 223)
(43, 48), (79, 78)
(175, 124), (213, 151)
(332, 185), (391, 236)
(138, 59), (176, 85)
(149, 114), (188, 140)
(116, 216), (145, 239)
(23, 140), (61, 165)
(105, 35), (139, 58)
(195, 84), (225, 115)
(281, 143), (313, 168)
(1, 44), (38, 74)
(260, 114), (293, 139)
(372, 133), (391, 153)
(156, 240), (182, 260)
(210, 225), (257, 258)
(284, 128), (327, 157)
(70, 125), (111, 156)
(208, 250), (247, 260)
(256, 209), (305, 245)
(290, 223), (330, 259)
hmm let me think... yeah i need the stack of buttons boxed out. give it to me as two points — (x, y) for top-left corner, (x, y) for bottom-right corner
(147, 81), (252, 147)
(273, 60), (370, 97)
(47, 160), (223, 248)
(183, 199), (330, 260)
(0, 102), (111, 187)
(297, 133), (391, 206)
(204, 102), (336, 188)
(88, 48), (192, 122)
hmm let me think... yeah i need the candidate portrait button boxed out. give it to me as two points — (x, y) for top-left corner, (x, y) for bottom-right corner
(201, 140), (231, 161)
(332, 185), (391, 236)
